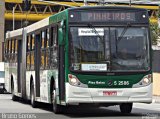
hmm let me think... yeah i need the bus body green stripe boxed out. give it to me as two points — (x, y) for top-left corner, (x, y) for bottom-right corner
(69, 72), (152, 88)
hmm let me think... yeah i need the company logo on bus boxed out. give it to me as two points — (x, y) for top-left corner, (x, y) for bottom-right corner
(108, 80), (113, 86)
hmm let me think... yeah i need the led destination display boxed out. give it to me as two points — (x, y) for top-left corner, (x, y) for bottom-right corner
(69, 9), (148, 23)
(81, 12), (136, 22)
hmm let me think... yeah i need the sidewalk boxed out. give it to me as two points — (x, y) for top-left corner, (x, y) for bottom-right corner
(152, 96), (160, 103)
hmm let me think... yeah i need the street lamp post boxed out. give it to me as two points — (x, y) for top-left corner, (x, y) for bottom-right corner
(12, 6), (15, 30)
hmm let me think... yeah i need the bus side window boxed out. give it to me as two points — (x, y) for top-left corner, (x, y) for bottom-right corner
(15, 39), (18, 63)
(5, 41), (7, 54)
(8, 40), (11, 62)
(46, 28), (50, 69)
(40, 31), (46, 69)
(11, 39), (14, 53)
(41, 31), (45, 48)
(31, 34), (35, 70)
(12, 39), (15, 62)
(26, 36), (31, 70)
(5, 40), (9, 62)
(15, 40), (18, 54)
(50, 26), (58, 69)
(7, 40), (9, 62)
(27, 35), (31, 52)
(8, 40), (10, 54)
(31, 34), (35, 50)
(46, 28), (49, 48)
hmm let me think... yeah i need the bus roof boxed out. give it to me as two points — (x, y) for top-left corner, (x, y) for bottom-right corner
(6, 16), (49, 39)
(6, 6), (150, 40)
(26, 17), (49, 34)
(6, 28), (23, 39)
(68, 6), (149, 11)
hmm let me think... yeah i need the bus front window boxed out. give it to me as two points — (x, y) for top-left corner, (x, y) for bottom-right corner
(111, 27), (150, 71)
(70, 27), (109, 71)
(69, 27), (150, 72)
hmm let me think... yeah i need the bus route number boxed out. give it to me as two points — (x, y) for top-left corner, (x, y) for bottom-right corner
(114, 81), (129, 86)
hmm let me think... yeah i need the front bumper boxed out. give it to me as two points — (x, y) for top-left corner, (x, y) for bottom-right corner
(66, 83), (152, 104)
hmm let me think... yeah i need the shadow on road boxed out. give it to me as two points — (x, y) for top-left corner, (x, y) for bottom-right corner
(62, 106), (142, 118)
(17, 100), (143, 118)
(3, 94), (159, 118)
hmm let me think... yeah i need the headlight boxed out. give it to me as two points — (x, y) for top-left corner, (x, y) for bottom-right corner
(68, 74), (81, 86)
(142, 77), (150, 85)
(68, 74), (88, 88)
(70, 77), (78, 85)
(132, 74), (152, 88)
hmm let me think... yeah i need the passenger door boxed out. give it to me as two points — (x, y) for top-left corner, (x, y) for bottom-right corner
(35, 34), (41, 97)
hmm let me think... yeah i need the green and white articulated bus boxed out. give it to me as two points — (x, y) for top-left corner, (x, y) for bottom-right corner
(4, 6), (152, 114)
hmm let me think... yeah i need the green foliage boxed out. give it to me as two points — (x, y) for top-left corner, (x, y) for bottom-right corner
(158, 9), (160, 18)
(150, 23), (160, 45)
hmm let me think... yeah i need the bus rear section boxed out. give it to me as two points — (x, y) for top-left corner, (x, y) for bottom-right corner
(0, 62), (6, 93)
(65, 6), (152, 113)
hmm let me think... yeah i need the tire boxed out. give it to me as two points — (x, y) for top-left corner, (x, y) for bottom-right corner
(0, 89), (4, 94)
(11, 81), (18, 101)
(30, 82), (37, 108)
(52, 89), (63, 114)
(120, 103), (133, 114)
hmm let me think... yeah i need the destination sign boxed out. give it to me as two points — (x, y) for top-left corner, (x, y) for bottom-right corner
(81, 12), (136, 22)
(69, 9), (148, 24)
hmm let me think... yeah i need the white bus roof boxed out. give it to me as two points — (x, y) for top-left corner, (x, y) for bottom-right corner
(6, 28), (23, 39)
(26, 17), (49, 34)
(6, 16), (49, 39)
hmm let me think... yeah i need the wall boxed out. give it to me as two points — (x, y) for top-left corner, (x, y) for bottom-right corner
(152, 50), (160, 96)
(0, 0), (5, 62)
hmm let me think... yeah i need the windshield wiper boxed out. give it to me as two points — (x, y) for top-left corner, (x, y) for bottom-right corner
(87, 23), (103, 42)
(117, 23), (131, 43)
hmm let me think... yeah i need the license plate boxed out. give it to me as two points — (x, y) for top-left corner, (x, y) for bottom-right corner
(103, 91), (117, 96)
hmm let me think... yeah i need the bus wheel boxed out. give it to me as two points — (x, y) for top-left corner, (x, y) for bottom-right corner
(11, 82), (18, 101)
(52, 89), (62, 114)
(30, 82), (37, 108)
(120, 103), (133, 114)
(0, 89), (4, 94)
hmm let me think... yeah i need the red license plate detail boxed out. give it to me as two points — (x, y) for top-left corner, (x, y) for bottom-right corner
(103, 91), (117, 96)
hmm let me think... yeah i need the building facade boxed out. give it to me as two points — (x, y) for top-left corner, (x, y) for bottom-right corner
(0, 0), (4, 62)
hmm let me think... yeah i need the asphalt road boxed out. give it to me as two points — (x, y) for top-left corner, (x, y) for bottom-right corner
(0, 94), (160, 119)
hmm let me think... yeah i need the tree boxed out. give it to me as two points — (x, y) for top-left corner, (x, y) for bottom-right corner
(150, 23), (160, 45)
(150, 6), (160, 45)
(158, 7), (160, 18)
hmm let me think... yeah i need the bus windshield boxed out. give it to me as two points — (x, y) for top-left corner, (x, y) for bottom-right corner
(69, 26), (150, 72)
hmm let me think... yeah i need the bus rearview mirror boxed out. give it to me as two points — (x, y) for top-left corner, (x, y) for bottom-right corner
(58, 20), (65, 45)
